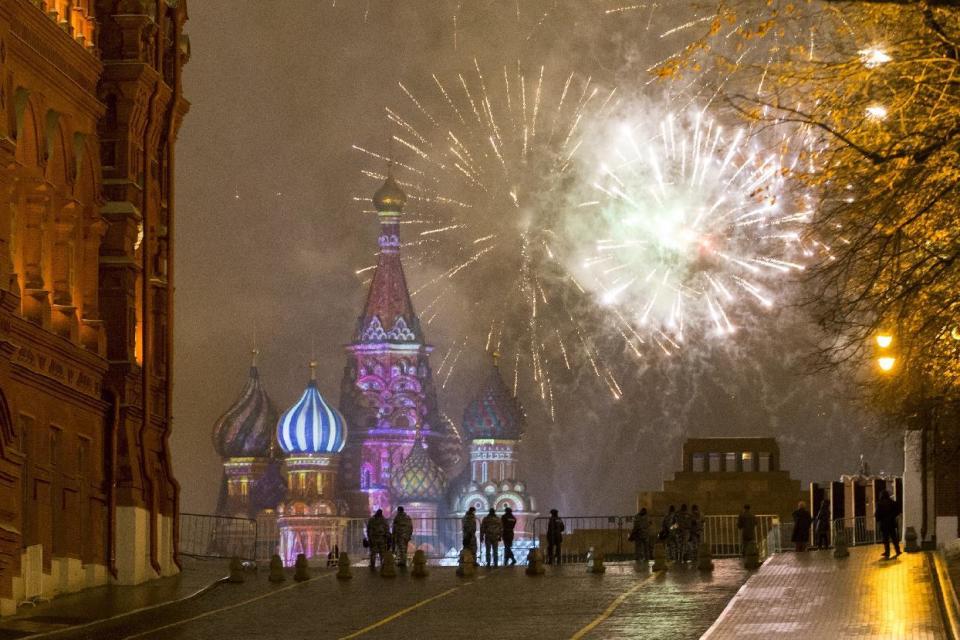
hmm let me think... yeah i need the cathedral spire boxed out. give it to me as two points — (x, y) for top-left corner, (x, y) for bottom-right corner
(354, 175), (423, 344)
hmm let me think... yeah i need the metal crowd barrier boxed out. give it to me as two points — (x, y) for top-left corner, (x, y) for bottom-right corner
(832, 516), (882, 547)
(341, 516), (537, 566)
(179, 512), (258, 561)
(530, 514), (781, 565)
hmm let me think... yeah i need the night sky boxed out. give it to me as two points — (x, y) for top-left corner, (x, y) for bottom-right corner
(170, 1), (900, 516)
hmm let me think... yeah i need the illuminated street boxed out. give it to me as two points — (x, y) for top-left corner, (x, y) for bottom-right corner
(0, 547), (950, 639)
(8, 560), (750, 640)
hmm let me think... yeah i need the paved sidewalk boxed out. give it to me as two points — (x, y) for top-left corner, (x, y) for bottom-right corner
(0, 557), (230, 639)
(702, 546), (946, 639)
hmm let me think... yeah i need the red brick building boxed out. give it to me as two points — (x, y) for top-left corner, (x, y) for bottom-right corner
(0, 0), (188, 613)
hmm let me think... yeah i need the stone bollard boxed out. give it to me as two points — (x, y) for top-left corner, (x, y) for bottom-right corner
(904, 527), (920, 553)
(697, 543), (714, 572)
(228, 556), (245, 583)
(587, 550), (606, 574)
(337, 552), (353, 580)
(268, 554), (286, 583)
(743, 542), (760, 569)
(456, 549), (476, 577)
(652, 543), (667, 572)
(525, 548), (545, 576)
(294, 553), (310, 581)
(411, 550), (429, 578)
(380, 550), (397, 578)
(833, 532), (849, 559)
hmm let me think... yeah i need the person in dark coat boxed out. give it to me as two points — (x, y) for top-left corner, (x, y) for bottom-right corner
(501, 506), (517, 566)
(875, 490), (902, 559)
(462, 506), (478, 561)
(546, 509), (565, 565)
(813, 499), (832, 549)
(630, 508), (651, 563)
(737, 504), (756, 555)
(792, 501), (813, 552)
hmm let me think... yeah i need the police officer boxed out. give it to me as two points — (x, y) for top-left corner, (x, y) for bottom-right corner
(366, 508), (389, 569)
(501, 506), (518, 566)
(480, 508), (502, 567)
(462, 506), (478, 562)
(392, 506), (413, 567)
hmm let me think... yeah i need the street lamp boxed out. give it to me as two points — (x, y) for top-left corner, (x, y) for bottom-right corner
(875, 332), (896, 372)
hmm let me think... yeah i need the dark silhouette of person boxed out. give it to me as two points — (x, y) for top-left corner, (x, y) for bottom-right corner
(630, 508), (651, 563)
(546, 509), (565, 565)
(875, 490), (902, 559)
(814, 499), (832, 549)
(737, 504), (756, 554)
(792, 501), (813, 552)
(501, 506), (517, 566)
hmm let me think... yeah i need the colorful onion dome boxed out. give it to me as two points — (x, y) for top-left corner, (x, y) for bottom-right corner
(212, 351), (279, 458)
(373, 175), (407, 213)
(277, 362), (348, 454)
(462, 353), (524, 440)
(390, 437), (446, 502)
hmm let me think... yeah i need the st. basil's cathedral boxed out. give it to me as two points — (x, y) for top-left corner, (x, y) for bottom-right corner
(210, 177), (538, 565)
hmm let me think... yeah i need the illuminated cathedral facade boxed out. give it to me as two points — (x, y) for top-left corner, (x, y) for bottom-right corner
(211, 177), (535, 564)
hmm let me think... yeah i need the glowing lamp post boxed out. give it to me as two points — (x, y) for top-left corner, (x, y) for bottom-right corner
(875, 332), (896, 373)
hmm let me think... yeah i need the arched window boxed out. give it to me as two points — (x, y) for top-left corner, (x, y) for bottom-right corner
(360, 465), (373, 490)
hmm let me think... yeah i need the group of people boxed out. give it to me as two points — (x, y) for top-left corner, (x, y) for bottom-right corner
(365, 506), (415, 568)
(629, 504), (704, 563)
(459, 505), (525, 567)
(790, 490), (902, 559)
(365, 505), (568, 569)
(790, 499), (833, 551)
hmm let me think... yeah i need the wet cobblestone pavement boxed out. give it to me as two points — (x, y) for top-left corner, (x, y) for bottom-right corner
(704, 546), (946, 639)
(30, 559), (750, 640)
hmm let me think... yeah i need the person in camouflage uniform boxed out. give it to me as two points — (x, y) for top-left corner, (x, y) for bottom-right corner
(366, 508), (389, 569)
(392, 506), (414, 567)
(462, 506), (478, 562)
(480, 508), (503, 567)
(501, 506), (518, 566)
(630, 508), (651, 563)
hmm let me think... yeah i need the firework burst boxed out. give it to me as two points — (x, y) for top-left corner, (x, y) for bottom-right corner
(568, 107), (814, 349)
(356, 60), (626, 412)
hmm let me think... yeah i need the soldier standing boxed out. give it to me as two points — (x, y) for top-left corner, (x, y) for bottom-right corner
(546, 509), (565, 565)
(480, 508), (503, 567)
(366, 509), (389, 569)
(501, 506), (518, 566)
(392, 506), (414, 567)
(630, 508), (651, 563)
(462, 506), (478, 562)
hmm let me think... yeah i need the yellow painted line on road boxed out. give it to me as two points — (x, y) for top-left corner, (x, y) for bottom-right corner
(569, 574), (656, 640)
(338, 574), (488, 639)
(120, 573), (335, 640)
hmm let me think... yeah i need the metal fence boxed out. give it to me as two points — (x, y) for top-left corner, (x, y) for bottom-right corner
(179, 511), (790, 566)
(777, 516), (885, 550)
(530, 514), (781, 565)
(833, 516), (882, 547)
(340, 516), (537, 566)
(179, 513), (258, 561)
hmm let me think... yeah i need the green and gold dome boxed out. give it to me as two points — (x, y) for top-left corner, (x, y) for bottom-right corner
(390, 437), (446, 502)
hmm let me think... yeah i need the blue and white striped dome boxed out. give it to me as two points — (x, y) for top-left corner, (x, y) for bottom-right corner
(277, 368), (347, 454)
